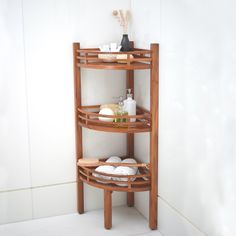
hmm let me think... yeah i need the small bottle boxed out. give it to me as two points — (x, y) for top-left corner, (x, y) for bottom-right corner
(123, 89), (136, 122)
(115, 96), (128, 122)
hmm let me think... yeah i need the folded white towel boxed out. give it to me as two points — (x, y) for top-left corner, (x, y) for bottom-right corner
(92, 156), (121, 183)
(93, 165), (115, 183)
(106, 156), (122, 163)
(112, 158), (138, 186)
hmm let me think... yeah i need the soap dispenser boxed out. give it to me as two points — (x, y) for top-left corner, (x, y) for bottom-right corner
(123, 89), (136, 122)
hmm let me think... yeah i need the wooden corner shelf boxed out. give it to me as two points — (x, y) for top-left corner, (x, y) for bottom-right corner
(78, 105), (151, 133)
(73, 41), (159, 230)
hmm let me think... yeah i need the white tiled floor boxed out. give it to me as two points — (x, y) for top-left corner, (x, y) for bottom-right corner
(0, 206), (162, 236)
(0, 207), (161, 236)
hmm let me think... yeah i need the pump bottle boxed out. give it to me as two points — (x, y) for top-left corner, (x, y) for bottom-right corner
(123, 89), (136, 122)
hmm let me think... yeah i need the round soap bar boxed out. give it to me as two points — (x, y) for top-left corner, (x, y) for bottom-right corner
(98, 108), (114, 122)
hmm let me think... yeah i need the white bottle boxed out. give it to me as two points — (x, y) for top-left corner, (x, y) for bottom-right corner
(123, 89), (136, 122)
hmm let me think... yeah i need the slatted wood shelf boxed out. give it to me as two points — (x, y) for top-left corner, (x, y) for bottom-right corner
(77, 158), (150, 192)
(75, 48), (152, 70)
(77, 105), (151, 133)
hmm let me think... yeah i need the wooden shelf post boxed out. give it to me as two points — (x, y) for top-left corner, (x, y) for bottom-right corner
(126, 42), (135, 207)
(149, 43), (159, 230)
(73, 42), (84, 214)
(104, 190), (112, 229)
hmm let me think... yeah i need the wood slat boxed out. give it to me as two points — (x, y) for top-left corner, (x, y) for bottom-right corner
(79, 170), (150, 186)
(79, 176), (150, 192)
(80, 166), (150, 179)
(78, 121), (150, 133)
(78, 116), (148, 126)
(77, 56), (152, 62)
(77, 48), (151, 54)
(78, 108), (148, 119)
(77, 104), (151, 133)
(77, 62), (151, 70)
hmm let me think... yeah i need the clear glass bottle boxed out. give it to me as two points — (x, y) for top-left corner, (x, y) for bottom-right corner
(114, 96), (128, 122)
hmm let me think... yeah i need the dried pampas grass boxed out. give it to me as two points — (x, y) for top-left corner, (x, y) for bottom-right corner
(112, 9), (130, 34)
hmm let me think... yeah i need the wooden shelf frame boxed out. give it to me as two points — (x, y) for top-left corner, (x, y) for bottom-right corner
(73, 42), (159, 230)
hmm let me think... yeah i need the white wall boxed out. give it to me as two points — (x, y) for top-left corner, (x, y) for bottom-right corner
(0, 0), (33, 223)
(0, 0), (130, 224)
(132, 0), (236, 236)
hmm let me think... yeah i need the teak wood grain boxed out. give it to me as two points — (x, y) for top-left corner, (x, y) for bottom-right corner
(77, 62), (151, 70)
(73, 43), (84, 214)
(149, 43), (159, 230)
(104, 190), (112, 229)
(79, 175), (150, 192)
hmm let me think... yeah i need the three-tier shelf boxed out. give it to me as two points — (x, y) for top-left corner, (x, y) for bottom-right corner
(73, 42), (159, 230)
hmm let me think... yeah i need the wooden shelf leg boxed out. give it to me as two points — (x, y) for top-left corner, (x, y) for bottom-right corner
(127, 192), (134, 207)
(73, 42), (84, 214)
(104, 190), (112, 229)
(149, 43), (159, 230)
(149, 188), (157, 229)
(77, 180), (84, 214)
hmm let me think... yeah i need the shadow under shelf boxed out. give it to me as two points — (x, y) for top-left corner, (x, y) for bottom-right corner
(78, 105), (151, 133)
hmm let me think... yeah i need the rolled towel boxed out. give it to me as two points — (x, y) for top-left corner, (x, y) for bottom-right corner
(92, 156), (121, 183)
(93, 165), (115, 183)
(112, 158), (138, 186)
(106, 156), (122, 163)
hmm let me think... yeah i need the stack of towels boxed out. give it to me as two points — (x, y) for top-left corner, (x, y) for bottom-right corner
(92, 156), (138, 186)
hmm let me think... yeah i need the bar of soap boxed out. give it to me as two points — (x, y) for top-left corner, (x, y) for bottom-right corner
(98, 108), (114, 122)
(77, 159), (99, 166)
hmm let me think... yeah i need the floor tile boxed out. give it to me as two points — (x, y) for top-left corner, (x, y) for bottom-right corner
(0, 206), (162, 236)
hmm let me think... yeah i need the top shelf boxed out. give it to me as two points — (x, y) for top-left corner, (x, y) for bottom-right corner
(75, 47), (152, 70)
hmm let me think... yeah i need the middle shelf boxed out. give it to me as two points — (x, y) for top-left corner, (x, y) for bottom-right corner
(78, 105), (151, 133)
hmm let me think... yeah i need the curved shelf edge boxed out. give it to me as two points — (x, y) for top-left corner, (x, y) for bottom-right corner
(79, 176), (150, 192)
(78, 105), (151, 133)
(78, 121), (151, 133)
(77, 62), (151, 70)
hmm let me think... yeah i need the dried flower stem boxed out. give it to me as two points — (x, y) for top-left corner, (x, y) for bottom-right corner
(112, 9), (130, 34)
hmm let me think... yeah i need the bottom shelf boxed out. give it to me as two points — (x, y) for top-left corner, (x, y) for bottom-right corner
(78, 157), (150, 192)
